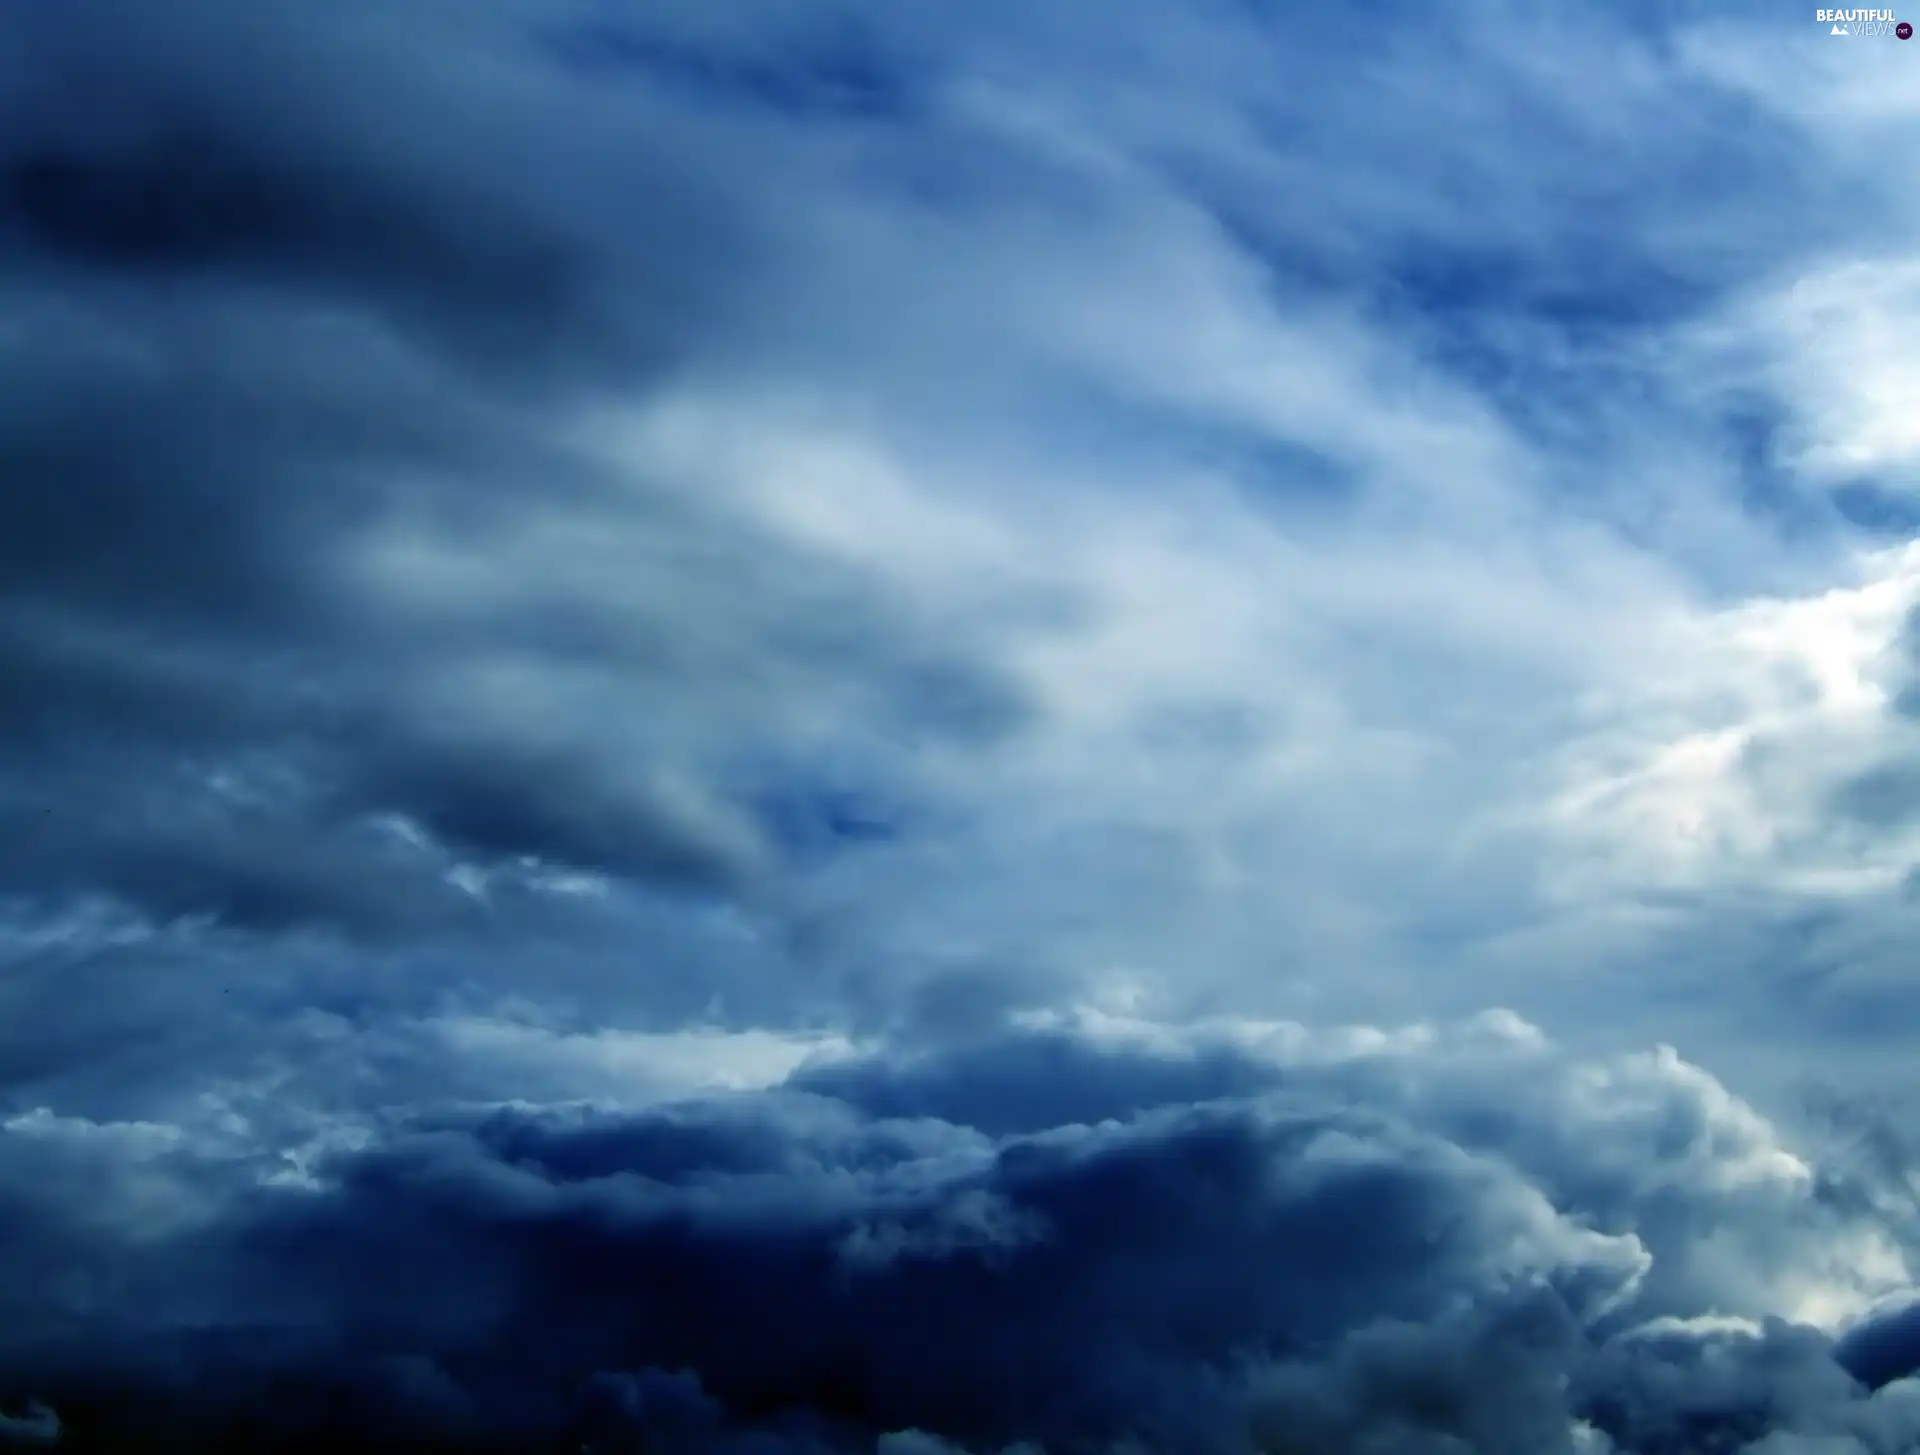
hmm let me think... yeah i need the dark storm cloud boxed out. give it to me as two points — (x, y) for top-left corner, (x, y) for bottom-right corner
(0, 0), (738, 371)
(0, 1053), (1603, 1448)
(0, 0), (1034, 959)
(5, 1021), (1919, 1452)
(1836, 1299), (1920, 1395)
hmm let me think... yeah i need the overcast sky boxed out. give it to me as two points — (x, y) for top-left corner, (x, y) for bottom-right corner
(6, 2), (1920, 1451)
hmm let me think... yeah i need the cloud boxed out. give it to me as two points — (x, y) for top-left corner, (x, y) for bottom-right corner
(4, 1016), (1920, 1450)
(7, 0), (1920, 1449)
(0, 1403), (58, 1450)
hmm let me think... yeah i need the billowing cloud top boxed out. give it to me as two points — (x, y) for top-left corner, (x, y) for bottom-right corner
(5, 2), (1920, 1451)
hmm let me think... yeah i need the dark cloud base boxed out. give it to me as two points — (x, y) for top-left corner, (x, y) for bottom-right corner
(4, 1025), (1920, 1453)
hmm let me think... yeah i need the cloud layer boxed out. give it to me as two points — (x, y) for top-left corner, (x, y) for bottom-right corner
(7, 1015), (1920, 1453)
(6, 0), (1920, 1449)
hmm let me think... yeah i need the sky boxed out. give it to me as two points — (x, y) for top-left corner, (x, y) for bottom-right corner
(4, 1), (1920, 1450)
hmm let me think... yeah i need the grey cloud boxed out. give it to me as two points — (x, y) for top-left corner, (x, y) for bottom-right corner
(1836, 1300), (1920, 1395)
(8, 0), (1920, 1450)
(3, 1019), (1915, 1451)
(0, 0), (1040, 982)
